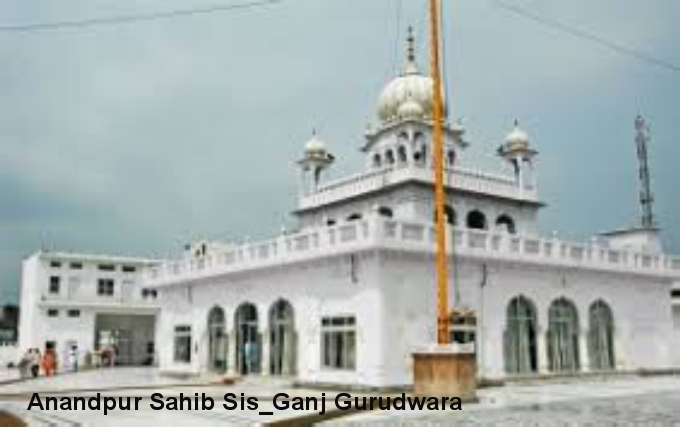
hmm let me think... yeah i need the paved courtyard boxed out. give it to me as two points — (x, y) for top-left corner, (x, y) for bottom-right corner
(342, 386), (680, 425)
(2, 369), (680, 425)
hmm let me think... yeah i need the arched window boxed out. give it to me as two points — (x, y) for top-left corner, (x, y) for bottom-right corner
(386, 150), (395, 165)
(207, 306), (227, 373)
(466, 210), (487, 230)
(235, 303), (260, 375)
(378, 206), (394, 218)
(347, 213), (362, 222)
(269, 299), (296, 376)
(413, 133), (426, 165)
(588, 300), (615, 371)
(547, 298), (580, 372)
(398, 145), (408, 164)
(504, 296), (538, 374)
(373, 153), (382, 169)
(496, 215), (516, 234)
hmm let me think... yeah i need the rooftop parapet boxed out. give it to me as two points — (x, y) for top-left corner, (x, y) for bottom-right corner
(144, 217), (680, 288)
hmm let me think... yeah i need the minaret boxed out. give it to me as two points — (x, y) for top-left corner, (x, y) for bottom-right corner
(498, 120), (538, 197)
(297, 131), (334, 195)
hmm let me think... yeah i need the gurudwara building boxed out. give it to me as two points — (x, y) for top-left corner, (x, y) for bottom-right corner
(143, 37), (680, 387)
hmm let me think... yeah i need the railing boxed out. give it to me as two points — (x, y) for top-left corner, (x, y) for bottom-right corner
(298, 164), (536, 210)
(145, 218), (680, 287)
(40, 289), (158, 307)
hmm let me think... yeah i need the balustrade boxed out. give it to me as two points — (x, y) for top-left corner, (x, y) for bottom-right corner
(145, 218), (680, 286)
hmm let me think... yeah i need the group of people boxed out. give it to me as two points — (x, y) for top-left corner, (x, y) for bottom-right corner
(16, 344), (120, 379)
(17, 347), (58, 379)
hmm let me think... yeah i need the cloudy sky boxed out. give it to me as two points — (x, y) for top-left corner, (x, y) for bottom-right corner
(0, 0), (678, 303)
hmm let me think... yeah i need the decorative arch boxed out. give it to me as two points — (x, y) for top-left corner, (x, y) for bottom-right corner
(398, 145), (408, 164)
(269, 299), (296, 376)
(234, 302), (260, 375)
(547, 297), (580, 372)
(588, 300), (616, 371)
(385, 150), (396, 165)
(466, 210), (487, 230)
(207, 306), (227, 373)
(496, 214), (516, 234)
(504, 295), (538, 374)
(373, 153), (382, 169)
(413, 132), (426, 165)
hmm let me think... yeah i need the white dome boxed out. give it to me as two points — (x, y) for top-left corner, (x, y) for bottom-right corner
(305, 134), (327, 155)
(376, 29), (445, 123)
(505, 122), (530, 148)
(378, 70), (435, 122)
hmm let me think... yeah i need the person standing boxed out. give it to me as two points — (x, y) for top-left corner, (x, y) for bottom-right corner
(69, 346), (78, 372)
(29, 349), (41, 378)
(41, 347), (57, 377)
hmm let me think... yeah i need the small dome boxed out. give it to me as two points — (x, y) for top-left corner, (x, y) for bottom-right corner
(504, 121), (530, 149)
(305, 133), (327, 156)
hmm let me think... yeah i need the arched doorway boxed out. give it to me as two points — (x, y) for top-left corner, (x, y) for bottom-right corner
(235, 303), (260, 375)
(588, 300), (615, 370)
(207, 306), (227, 373)
(547, 298), (580, 372)
(269, 299), (296, 376)
(504, 296), (538, 374)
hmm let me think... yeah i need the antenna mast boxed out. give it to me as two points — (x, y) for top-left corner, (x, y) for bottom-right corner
(635, 115), (655, 229)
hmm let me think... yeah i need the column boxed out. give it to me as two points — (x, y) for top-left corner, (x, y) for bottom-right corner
(261, 329), (270, 376)
(226, 330), (237, 376)
(537, 328), (550, 374)
(579, 329), (590, 372)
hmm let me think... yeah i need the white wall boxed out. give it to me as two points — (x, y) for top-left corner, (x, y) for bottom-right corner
(381, 252), (674, 383)
(157, 251), (387, 387)
(672, 305), (680, 367)
(155, 245), (675, 387)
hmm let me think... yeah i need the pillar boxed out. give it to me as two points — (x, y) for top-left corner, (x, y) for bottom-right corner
(261, 329), (270, 376)
(227, 330), (237, 376)
(579, 328), (590, 372)
(537, 328), (550, 374)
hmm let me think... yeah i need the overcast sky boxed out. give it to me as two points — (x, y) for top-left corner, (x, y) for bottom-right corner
(0, 0), (678, 303)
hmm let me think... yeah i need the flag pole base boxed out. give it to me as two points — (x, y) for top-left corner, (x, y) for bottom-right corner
(412, 345), (478, 401)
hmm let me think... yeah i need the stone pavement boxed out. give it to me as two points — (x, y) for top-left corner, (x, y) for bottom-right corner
(339, 376), (680, 425)
(0, 367), (201, 395)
